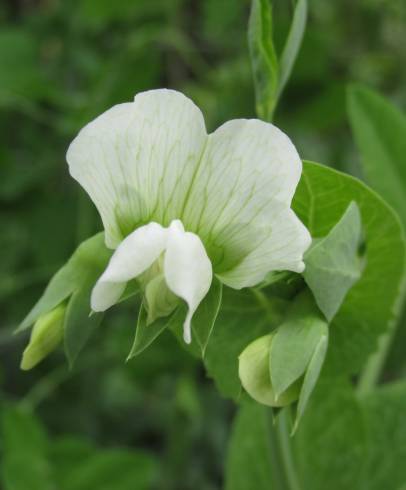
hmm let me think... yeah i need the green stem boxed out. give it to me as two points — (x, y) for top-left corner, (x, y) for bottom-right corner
(275, 409), (302, 490)
(357, 323), (397, 396)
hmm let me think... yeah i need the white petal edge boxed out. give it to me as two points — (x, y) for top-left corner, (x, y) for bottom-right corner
(218, 207), (312, 289)
(164, 220), (213, 343)
(181, 118), (308, 281)
(67, 89), (207, 248)
(91, 222), (167, 312)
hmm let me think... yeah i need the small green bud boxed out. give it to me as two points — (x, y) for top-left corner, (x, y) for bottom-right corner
(20, 304), (65, 370)
(238, 334), (301, 407)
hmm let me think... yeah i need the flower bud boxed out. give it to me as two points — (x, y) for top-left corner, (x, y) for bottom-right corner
(238, 334), (301, 407)
(20, 304), (65, 370)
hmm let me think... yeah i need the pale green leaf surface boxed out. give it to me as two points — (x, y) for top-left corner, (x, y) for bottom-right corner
(270, 290), (328, 397)
(347, 85), (406, 226)
(294, 377), (368, 490)
(303, 201), (363, 321)
(293, 161), (406, 374)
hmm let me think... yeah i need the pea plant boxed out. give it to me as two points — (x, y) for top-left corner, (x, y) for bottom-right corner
(13, 1), (406, 489)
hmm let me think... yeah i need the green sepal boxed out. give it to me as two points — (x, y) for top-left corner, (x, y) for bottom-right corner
(169, 278), (223, 358)
(127, 302), (185, 360)
(303, 201), (363, 321)
(17, 233), (113, 367)
(270, 291), (328, 398)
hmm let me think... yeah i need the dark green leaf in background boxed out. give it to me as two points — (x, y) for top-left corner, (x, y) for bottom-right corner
(1, 406), (53, 490)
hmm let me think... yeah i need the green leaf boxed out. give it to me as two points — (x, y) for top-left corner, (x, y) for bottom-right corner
(192, 277), (223, 356)
(248, 0), (279, 121)
(64, 282), (104, 367)
(294, 377), (368, 490)
(347, 85), (406, 227)
(270, 291), (328, 398)
(293, 161), (406, 375)
(239, 334), (301, 407)
(127, 303), (185, 359)
(277, 0), (307, 98)
(303, 201), (363, 321)
(360, 380), (406, 490)
(204, 289), (287, 400)
(225, 402), (276, 490)
(1, 405), (53, 490)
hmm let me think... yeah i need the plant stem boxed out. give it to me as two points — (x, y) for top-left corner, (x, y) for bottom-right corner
(357, 322), (397, 396)
(275, 409), (302, 490)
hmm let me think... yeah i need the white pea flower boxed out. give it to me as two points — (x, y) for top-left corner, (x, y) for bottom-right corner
(67, 89), (311, 343)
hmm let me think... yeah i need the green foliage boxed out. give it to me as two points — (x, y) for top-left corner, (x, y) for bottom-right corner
(303, 201), (363, 321)
(361, 380), (406, 490)
(0, 405), (158, 490)
(225, 402), (276, 490)
(294, 377), (368, 490)
(294, 161), (406, 375)
(18, 233), (112, 367)
(1, 1), (406, 489)
(348, 85), (406, 226)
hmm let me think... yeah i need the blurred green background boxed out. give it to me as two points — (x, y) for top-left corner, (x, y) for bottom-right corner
(1, 0), (405, 489)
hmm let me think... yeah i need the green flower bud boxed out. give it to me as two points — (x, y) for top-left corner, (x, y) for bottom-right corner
(20, 304), (65, 370)
(238, 334), (301, 407)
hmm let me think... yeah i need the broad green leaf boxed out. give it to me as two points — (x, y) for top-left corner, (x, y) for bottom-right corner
(347, 85), (406, 226)
(270, 291), (328, 398)
(225, 402), (276, 490)
(248, 0), (279, 121)
(294, 377), (368, 490)
(64, 282), (104, 367)
(303, 201), (363, 321)
(293, 161), (406, 374)
(204, 289), (287, 400)
(239, 334), (300, 407)
(1, 406), (53, 490)
(277, 0), (307, 98)
(360, 380), (406, 490)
